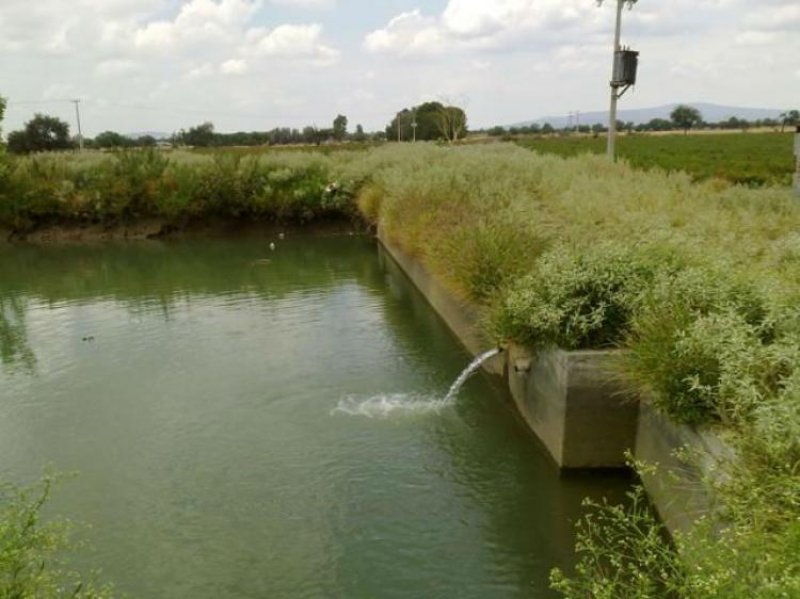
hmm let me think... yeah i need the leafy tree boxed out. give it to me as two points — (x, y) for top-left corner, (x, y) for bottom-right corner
(178, 122), (216, 147)
(780, 109), (800, 133)
(387, 101), (468, 142)
(94, 131), (131, 149)
(332, 114), (347, 141)
(434, 105), (468, 143)
(352, 124), (366, 142)
(6, 113), (73, 154)
(136, 135), (157, 148)
(645, 117), (673, 131)
(541, 123), (555, 134)
(670, 104), (702, 134)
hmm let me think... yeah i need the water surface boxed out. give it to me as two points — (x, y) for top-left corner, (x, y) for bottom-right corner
(0, 235), (629, 598)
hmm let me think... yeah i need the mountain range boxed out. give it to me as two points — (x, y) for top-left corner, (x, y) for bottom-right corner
(512, 102), (786, 129)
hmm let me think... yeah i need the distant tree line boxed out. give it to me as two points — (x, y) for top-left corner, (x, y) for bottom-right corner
(1, 111), (386, 154)
(2, 99), (797, 155)
(480, 105), (800, 138)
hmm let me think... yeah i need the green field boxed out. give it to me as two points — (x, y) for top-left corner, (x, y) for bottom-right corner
(515, 131), (795, 186)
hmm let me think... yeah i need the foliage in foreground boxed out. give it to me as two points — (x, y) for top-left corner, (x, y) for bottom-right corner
(0, 475), (114, 598)
(551, 393), (800, 599)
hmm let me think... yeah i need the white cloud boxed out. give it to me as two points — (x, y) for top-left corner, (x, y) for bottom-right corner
(364, 1), (604, 55)
(220, 58), (249, 75)
(270, 0), (334, 7)
(95, 59), (144, 77)
(186, 63), (216, 79)
(249, 24), (340, 64)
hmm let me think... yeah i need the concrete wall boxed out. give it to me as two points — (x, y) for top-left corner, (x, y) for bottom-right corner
(636, 403), (733, 535)
(506, 344), (638, 469)
(377, 228), (504, 375)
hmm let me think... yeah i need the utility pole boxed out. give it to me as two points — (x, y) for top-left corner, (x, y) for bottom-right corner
(598, 0), (639, 160)
(71, 99), (83, 151)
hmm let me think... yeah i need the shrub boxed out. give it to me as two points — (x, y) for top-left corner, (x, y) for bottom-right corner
(492, 244), (678, 349)
(0, 475), (114, 598)
(623, 267), (789, 426)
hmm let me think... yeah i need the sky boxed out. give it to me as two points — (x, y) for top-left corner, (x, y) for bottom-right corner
(1, 0), (798, 136)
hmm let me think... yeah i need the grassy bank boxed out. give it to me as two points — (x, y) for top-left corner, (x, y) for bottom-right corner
(515, 131), (794, 186)
(354, 143), (799, 597)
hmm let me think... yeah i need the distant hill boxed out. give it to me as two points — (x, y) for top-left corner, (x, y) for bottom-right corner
(511, 103), (785, 129)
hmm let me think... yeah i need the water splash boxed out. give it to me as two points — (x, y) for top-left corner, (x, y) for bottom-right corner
(333, 347), (501, 419)
(440, 347), (501, 406)
(332, 393), (442, 419)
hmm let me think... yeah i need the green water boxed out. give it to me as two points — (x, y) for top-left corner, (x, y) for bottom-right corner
(0, 235), (629, 598)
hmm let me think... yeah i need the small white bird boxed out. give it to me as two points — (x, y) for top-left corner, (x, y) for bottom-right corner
(278, 232), (285, 240)
(269, 242), (276, 251)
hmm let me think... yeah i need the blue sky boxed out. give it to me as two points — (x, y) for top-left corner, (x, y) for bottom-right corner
(1, 0), (798, 136)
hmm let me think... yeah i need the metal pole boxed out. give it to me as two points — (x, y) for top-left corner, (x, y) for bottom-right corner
(72, 99), (83, 151)
(607, 0), (624, 159)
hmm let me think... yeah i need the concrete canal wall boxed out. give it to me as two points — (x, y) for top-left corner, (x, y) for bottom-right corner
(377, 229), (726, 536)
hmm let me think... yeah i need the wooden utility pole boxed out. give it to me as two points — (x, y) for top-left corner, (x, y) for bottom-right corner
(71, 99), (83, 151)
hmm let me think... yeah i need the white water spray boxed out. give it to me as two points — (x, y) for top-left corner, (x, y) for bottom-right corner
(440, 347), (501, 406)
(333, 347), (502, 418)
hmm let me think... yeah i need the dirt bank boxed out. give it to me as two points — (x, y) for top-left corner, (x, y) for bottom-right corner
(1, 217), (366, 244)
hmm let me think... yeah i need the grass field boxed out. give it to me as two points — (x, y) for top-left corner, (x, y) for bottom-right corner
(515, 131), (795, 186)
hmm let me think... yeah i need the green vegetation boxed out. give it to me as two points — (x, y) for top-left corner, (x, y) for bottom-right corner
(0, 475), (114, 598)
(515, 131), (794, 186)
(0, 150), (363, 231)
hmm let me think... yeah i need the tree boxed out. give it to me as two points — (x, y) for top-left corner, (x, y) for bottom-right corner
(434, 105), (467, 143)
(136, 135), (157, 148)
(780, 109), (800, 133)
(94, 130), (131, 149)
(386, 101), (468, 142)
(178, 122), (216, 147)
(332, 114), (347, 141)
(352, 124), (367, 142)
(670, 105), (702, 135)
(7, 113), (73, 154)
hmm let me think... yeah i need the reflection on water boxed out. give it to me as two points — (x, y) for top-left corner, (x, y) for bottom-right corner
(0, 235), (631, 599)
(0, 295), (36, 372)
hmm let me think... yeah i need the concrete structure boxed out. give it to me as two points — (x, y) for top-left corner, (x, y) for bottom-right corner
(636, 404), (734, 535)
(506, 344), (638, 469)
(377, 228), (504, 375)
